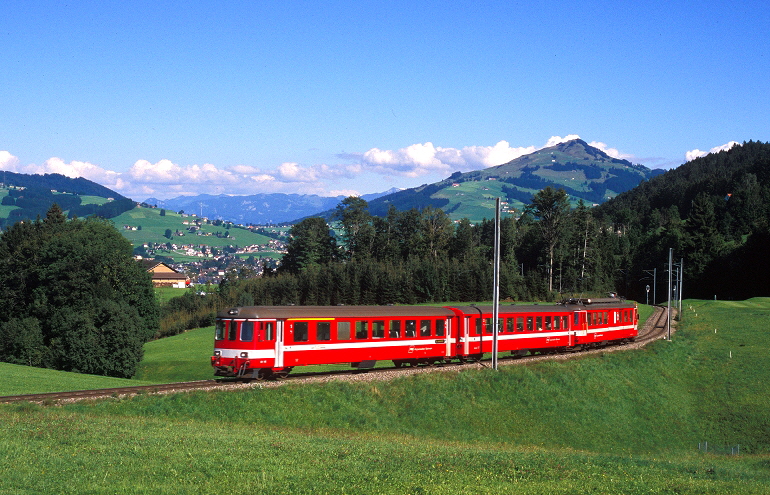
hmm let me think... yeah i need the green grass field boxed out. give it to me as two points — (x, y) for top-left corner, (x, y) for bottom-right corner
(110, 206), (273, 249)
(2, 300), (770, 493)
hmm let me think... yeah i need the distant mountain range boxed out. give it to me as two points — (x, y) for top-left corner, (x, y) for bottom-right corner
(144, 188), (401, 225)
(0, 139), (664, 227)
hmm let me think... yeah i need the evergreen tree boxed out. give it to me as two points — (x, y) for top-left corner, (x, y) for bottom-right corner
(0, 205), (159, 378)
(527, 187), (570, 292)
(335, 196), (374, 260)
(279, 217), (337, 274)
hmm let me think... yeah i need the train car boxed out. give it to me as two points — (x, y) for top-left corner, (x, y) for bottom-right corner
(211, 305), (457, 379)
(448, 298), (638, 361)
(211, 298), (638, 379)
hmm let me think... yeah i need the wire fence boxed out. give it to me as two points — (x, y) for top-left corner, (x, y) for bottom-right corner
(698, 442), (741, 455)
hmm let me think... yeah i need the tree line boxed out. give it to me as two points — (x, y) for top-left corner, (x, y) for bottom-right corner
(154, 186), (628, 338)
(179, 141), (770, 323)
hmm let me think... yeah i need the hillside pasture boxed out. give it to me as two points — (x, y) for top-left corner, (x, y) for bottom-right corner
(2, 301), (770, 493)
(0, 362), (155, 395)
(110, 206), (273, 249)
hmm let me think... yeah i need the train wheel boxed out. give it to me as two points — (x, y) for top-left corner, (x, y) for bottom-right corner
(272, 369), (290, 380)
(393, 360), (404, 368)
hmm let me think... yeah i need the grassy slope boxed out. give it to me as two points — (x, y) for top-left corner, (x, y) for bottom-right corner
(0, 363), (156, 395)
(110, 206), (272, 248)
(2, 301), (770, 493)
(133, 326), (216, 382)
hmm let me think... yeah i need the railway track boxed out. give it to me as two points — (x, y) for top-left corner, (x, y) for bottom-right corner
(0, 307), (673, 404)
(0, 380), (238, 404)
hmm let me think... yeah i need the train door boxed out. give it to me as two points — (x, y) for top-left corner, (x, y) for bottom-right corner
(470, 316), (482, 355)
(443, 318), (452, 358)
(274, 320), (285, 368)
(460, 316), (472, 355)
(573, 311), (588, 337)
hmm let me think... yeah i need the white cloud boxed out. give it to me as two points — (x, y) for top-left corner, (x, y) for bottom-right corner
(588, 141), (634, 160)
(355, 136), (603, 178)
(544, 134), (582, 147)
(0, 151), (21, 172)
(0, 135), (641, 199)
(277, 162), (317, 182)
(685, 141), (739, 162)
(357, 140), (542, 178)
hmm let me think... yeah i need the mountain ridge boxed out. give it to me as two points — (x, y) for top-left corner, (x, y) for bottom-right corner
(361, 139), (665, 221)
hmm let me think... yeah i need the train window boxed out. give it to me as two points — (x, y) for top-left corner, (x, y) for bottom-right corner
(505, 318), (513, 333)
(317, 321), (331, 341)
(474, 319), (482, 335)
(516, 317), (524, 332)
(241, 321), (254, 342)
(554, 316), (561, 330)
(294, 322), (309, 342)
(337, 321), (351, 340)
(355, 321), (368, 339)
(405, 320), (417, 337)
(484, 318), (493, 334)
(436, 319), (445, 337)
(526, 316), (534, 332)
(420, 320), (431, 337)
(536, 317), (543, 331)
(228, 321), (238, 341)
(545, 316), (552, 330)
(372, 321), (385, 339)
(215, 321), (225, 340)
(261, 322), (275, 341)
(390, 320), (402, 338)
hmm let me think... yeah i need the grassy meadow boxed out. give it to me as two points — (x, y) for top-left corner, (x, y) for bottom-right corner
(110, 206), (273, 250)
(2, 299), (770, 493)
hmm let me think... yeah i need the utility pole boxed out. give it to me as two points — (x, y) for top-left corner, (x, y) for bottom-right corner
(492, 198), (501, 371)
(667, 248), (673, 340)
(679, 258), (684, 321)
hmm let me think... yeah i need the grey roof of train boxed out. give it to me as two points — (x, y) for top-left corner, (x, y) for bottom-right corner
(217, 301), (635, 320)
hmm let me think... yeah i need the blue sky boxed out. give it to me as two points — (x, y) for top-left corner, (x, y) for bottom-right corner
(2, 0), (768, 200)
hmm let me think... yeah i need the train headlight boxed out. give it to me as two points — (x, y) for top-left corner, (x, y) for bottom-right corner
(240, 352), (248, 358)
(213, 350), (221, 357)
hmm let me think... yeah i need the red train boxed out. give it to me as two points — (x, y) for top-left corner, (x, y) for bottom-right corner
(211, 298), (638, 379)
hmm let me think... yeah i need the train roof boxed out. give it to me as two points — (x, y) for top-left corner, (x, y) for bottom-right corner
(218, 305), (455, 320)
(218, 300), (635, 320)
(449, 304), (575, 315)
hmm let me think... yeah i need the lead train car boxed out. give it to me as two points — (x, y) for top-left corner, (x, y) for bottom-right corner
(211, 299), (638, 379)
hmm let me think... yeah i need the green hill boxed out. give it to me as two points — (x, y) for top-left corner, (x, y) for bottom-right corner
(110, 206), (277, 260)
(364, 139), (664, 222)
(0, 172), (132, 228)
